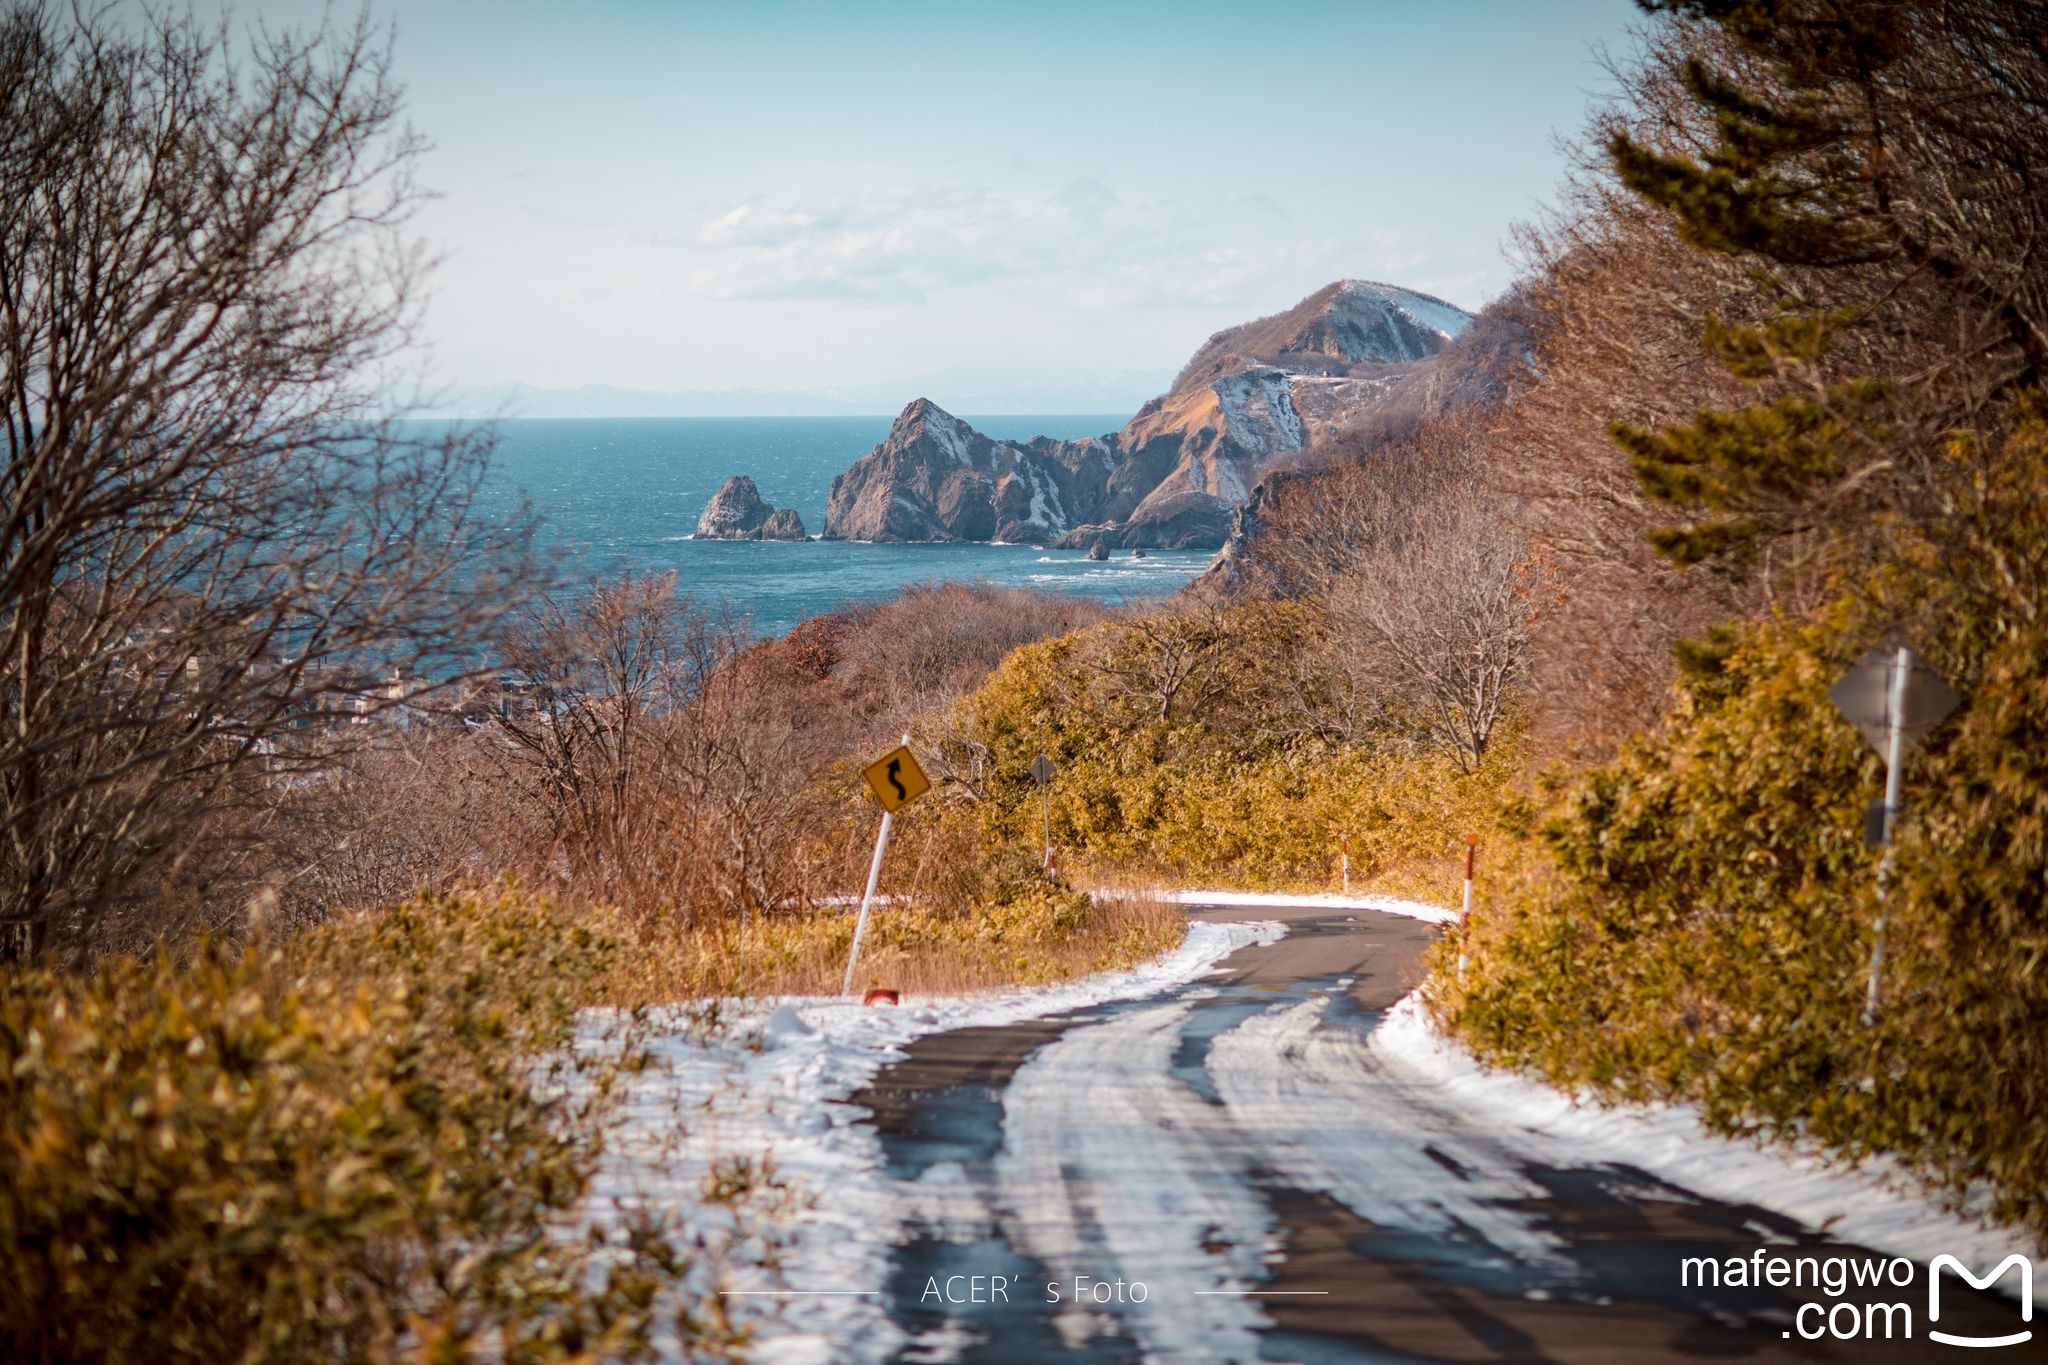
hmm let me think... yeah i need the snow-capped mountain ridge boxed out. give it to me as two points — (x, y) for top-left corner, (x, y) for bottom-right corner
(1170, 279), (1474, 392)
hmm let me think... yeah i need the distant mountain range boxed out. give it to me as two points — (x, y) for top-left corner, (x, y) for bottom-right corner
(816, 281), (1486, 550)
(422, 371), (1176, 420)
(423, 383), (867, 420)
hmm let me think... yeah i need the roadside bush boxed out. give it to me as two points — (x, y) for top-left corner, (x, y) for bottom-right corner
(1444, 604), (2048, 1238)
(958, 610), (1522, 895)
(0, 890), (735, 1363)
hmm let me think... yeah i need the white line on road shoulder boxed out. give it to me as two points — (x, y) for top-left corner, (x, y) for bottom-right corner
(1193, 1290), (1331, 1295)
(718, 1290), (884, 1296)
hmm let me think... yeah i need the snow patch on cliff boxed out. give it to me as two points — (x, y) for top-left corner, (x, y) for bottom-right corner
(1215, 368), (1307, 458)
(925, 408), (973, 465)
(1341, 280), (1472, 343)
(1024, 460), (1066, 531)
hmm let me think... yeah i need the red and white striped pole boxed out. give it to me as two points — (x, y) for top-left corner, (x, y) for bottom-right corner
(1458, 835), (1476, 983)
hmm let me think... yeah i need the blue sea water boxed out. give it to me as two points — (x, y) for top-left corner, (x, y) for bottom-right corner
(467, 416), (1211, 638)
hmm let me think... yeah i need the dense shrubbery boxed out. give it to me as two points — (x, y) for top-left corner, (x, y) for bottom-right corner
(978, 0), (2048, 1244)
(1417, 0), (2048, 1240)
(1447, 584), (2048, 1237)
(0, 891), (738, 1363)
(954, 602), (1521, 896)
(1445, 395), (2048, 1237)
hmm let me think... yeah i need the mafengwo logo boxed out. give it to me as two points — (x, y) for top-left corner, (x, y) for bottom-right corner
(1929, 1254), (2033, 1349)
(1686, 1249), (2035, 1345)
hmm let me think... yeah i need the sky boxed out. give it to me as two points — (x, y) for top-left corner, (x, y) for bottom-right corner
(201, 0), (1644, 411)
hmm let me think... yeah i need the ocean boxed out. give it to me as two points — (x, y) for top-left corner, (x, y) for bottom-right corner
(467, 416), (1211, 638)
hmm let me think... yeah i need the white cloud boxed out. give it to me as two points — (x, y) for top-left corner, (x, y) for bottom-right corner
(425, 175), (1502, 395)
(669, 183), (1426, 316)
(693, 201), (841, 248)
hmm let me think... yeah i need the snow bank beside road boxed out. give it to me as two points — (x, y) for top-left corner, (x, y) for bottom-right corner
(1373, 990), (2045, 1299)
(586, 918), (1286, 1363)
(1152, 888), (1461, 925)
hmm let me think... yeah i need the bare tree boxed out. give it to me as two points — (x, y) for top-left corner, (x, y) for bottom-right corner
(1083, 599), (1236, 730)
(264, 725), (527, 926)
(1229, 434), (1447, 602)
(1330, 490), (1537, 771)
(829, 581), (1106, 740)
(0, 4), (530, 959)
(497, 575), (730, 899)
(495, 573), (852, 921)
(669, 633), (849, 919)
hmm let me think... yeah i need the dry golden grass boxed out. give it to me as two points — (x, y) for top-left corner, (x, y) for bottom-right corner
(598, 888), (1182, 1005)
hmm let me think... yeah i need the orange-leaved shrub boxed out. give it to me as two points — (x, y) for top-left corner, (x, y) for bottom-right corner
(0, 890), (742, 1363)
(1442, 599), (2048, 1239)
(952, 601), (1522, 897)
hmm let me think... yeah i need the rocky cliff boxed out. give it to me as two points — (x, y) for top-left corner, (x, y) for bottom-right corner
(820, 280), (1474, 549)
(695, 475), (808, 540)
(1206, 302), (1533, 584)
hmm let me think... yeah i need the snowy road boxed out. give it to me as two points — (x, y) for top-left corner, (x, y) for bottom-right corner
(599, 901), (2041, 1363)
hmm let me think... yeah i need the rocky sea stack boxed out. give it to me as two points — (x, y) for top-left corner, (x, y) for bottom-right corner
(695, 475), (808, 541)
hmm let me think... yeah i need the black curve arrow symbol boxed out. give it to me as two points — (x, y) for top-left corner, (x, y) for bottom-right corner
(886, 758), (907, 802)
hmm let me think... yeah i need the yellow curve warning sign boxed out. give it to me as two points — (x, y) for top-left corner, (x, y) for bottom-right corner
(863, 744), (931, 813)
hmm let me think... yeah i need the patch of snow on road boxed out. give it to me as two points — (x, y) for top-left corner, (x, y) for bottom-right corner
(995, 1000), (1280, 1359)
(1372, 991), (2046, 1300)
(1208, 995), (1573, 1274)
(585, 919), (1284, 1362)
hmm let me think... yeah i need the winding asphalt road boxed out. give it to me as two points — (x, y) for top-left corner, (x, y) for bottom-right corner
(846, 903), (2038, 1364)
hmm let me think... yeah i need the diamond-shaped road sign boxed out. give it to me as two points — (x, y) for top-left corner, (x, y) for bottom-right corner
(1828, 635), (1959, 759)
(862, 744), (930, 813)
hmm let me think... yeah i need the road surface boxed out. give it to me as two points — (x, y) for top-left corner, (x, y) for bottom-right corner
(841, 902), (2037, 1363)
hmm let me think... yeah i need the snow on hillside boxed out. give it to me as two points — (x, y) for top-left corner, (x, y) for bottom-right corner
(1341, 280), (1474, 342)
(1214, 368), (1306, 457)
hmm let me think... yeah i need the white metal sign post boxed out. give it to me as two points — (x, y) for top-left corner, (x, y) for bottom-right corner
(1867, 645), (1910, 1024)
(1827, 635), (1959, 1025)
(845, 736), (930, 997)
(843, 809), (895, 997)
(1030, 754), (1055, 869)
